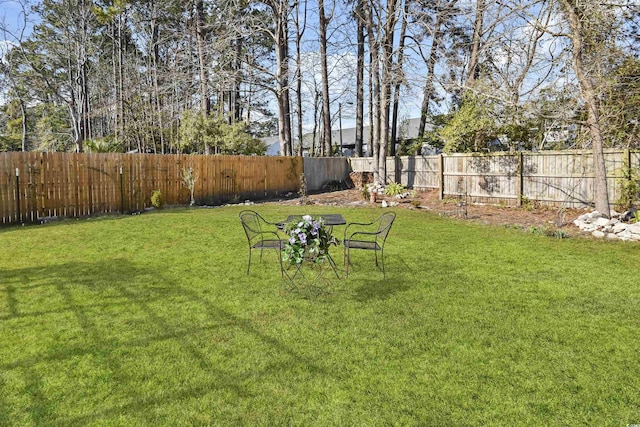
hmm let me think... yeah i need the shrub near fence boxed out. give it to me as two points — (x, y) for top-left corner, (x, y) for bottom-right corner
(0, 152), (302, 225)
(349, 149), (640, 208)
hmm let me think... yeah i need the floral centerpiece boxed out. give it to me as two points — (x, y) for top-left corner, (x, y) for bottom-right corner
(282, 215), (338, 265)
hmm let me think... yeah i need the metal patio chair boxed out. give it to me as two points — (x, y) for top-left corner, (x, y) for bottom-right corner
(239, 210), (286, 275)
(343, 211), (396, 278)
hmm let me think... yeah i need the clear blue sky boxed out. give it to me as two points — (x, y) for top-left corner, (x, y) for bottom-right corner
(1, 1), (37, 41)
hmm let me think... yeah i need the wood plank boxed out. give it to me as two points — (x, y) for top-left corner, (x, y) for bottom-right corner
(0, 153), (9, 223)
(2, 149), (635, 225)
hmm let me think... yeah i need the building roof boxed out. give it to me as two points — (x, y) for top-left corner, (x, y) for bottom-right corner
(263, 117), (428, 156)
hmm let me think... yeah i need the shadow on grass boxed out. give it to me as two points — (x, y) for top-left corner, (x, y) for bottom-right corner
(0, 259), (332, 424)
(346, 254), (417, 302)
(347, 248), (475, 303)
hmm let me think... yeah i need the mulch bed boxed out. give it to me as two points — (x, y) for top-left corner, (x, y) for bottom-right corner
(274, 189), (586, 237)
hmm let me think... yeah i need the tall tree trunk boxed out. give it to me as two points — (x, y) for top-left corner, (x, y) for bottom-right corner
(195, 0), (211, 154)
(19, 97), (27, 152)
(466, 0), (484, 85)
(234, 37), (243, 123)
(151, 1), (165, 154)
(418, 0), (452, 137)
(81, 57), (90, 147)
(111, 22), (119, 147)
(273, 1), (293, 156)
(312, 91), (321, 156)
(355, 0), (365, 157)
(377, 0), (399, 182)
(365, 2), (381, 182)
(118, 12), (127, 151)
(560, 0), (610, 216)
(294, 0), (307, 156)
(319, 0), (332, 156)
(390, 0), (408, 157)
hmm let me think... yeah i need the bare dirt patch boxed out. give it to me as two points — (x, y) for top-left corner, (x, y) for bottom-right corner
(277, 188), (584, 236)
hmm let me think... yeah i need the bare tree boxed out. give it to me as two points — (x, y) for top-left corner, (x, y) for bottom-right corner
(414, 0), (459, 137)
(292, 0), (307, 155)
(557, 0), (611, 216)
(0, 0), (31, 151)
(364, 0), (401, 182)
(264, 0), (294, 156)
(318, 0), (333, 156)
(389, 0), (409, 157)
(354, 0), (366, 157)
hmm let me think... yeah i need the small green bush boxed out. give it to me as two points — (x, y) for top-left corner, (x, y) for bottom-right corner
(520, 196), (533, 211)
(151, 190), (164, 209)
(385, 182), (406, 196)
(361, 187), (370, 201)
(527, 224), (569, 239)
(616, 166), (640, 211)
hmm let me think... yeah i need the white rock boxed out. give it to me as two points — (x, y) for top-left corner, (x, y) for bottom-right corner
(610, 209), (621, 218)
(592, 230), (605, 238)
(381, 200), (388, 208)
(628, 223), (640, 235)
(590, 211), (604, 219)
(617, 228), (632, 236)
(576, 213), (591, 222)
(595, 217), (612, 227)
(605, 233), (620, 240)
(612, 223), (628, 233)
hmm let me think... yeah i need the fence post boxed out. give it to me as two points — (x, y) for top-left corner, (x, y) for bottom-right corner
(439, 154), (445, 200)
(15, 167), (21, 223)
(517, 152), (524, 207)
(119, 165), (124, 213)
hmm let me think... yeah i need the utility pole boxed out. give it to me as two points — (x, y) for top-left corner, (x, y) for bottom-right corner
(339, 103), (343, 156)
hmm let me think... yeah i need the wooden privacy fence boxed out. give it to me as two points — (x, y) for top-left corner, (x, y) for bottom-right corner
(0, 152), (302, 225)
(349, 149), (640, 208)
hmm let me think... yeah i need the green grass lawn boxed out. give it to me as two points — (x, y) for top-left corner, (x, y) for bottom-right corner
(1, 205), (639, 425)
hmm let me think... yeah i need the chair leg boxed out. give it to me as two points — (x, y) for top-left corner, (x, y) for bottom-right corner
(381, 248), (385, 278)
(247, 249), (252, 275)
(345, 246), (350, 278)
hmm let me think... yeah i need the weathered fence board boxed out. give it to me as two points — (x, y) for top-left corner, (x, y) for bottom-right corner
(0, 153), (302, 225)
(303, 157), (350, 192)
(350, 150), (640, 208)
(397, 156), (440, 189)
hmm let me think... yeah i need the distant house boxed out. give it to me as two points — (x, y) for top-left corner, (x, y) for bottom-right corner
(263, 136), (281, 156)
(262, 118), (431, 156)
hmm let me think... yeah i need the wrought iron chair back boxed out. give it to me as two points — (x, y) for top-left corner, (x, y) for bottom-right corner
(343, 211), (396, 278)
(239, 210), (285, 275)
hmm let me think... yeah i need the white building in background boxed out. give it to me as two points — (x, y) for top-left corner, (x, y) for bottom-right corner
(263, 118), (432, 156)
